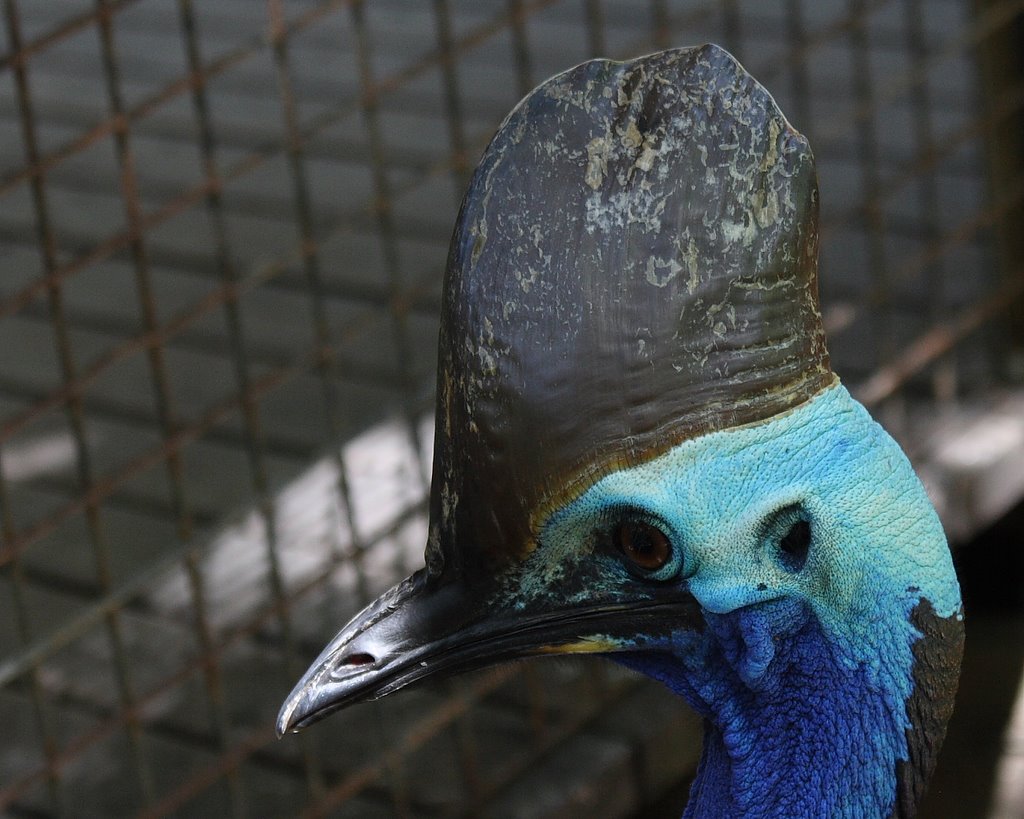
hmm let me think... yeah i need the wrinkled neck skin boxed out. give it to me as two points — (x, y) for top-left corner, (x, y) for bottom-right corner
(619, 598), (920, 818)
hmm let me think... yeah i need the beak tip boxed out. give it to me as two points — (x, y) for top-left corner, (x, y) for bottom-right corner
(276, 696), (302, 738)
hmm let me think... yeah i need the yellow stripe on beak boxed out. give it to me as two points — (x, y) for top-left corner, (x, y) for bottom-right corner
(536, 637), (619, 654)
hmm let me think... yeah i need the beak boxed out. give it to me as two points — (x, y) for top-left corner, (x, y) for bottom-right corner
(277, 568), (700, 736)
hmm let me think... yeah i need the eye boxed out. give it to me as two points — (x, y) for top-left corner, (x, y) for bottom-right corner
(613, 520), (672, 571)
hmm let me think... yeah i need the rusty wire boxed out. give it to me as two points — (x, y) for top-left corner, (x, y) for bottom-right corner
(0, 0), (1021, 816)
(0, 0), (1017, 575)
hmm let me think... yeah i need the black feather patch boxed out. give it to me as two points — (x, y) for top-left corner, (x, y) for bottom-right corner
(892, 598), (965, 818)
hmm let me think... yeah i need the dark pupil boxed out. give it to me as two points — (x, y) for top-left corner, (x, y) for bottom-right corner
(615, 521), (670, 570)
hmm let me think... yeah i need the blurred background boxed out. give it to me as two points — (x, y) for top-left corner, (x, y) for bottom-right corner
(0, 0), (1021, 816)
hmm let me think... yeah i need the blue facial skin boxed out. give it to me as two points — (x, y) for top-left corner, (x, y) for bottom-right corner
(528, 383), (962, 818)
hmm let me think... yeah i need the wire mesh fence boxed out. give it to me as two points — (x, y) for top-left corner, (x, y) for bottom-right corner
(0, 0), (1021, 816)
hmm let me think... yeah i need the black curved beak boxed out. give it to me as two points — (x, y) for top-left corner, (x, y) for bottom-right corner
(277, 569), (700, 736)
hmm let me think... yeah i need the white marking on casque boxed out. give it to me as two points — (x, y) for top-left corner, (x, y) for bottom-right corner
(645, 256), (684, 287)
(681, 236), (700, 294)
(721, 215), (757, 248)
(585, 136), (611, 191)
(618, 120), (643, 149)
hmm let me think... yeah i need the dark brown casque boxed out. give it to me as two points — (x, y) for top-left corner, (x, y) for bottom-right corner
(425, 44), (835, 587)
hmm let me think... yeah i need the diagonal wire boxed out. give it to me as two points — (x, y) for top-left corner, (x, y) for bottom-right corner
(4, 0), (154, 807)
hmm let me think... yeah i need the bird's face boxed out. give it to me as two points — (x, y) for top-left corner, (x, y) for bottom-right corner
(504, 382), (960, 686)
(278, 384), (960, 736)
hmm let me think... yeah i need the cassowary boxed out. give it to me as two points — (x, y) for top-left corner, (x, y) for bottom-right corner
(278, 45), (963, 818)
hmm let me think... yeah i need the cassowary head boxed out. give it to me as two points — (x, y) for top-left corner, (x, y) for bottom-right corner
(279, 45), (963, 818)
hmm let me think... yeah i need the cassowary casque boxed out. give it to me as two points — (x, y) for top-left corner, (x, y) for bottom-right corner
(278, 45), (964, 818)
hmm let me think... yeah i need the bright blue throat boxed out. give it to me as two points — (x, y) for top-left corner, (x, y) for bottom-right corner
(617, 597), (933, 819)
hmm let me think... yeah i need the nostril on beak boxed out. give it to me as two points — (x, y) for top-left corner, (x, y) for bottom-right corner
(329, 650), (377, 681)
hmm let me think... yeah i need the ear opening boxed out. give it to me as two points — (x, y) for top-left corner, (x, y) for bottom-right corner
(764, 504), (812, 573)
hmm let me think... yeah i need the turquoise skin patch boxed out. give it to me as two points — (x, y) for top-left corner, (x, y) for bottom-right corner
(535, 382), (960, 626)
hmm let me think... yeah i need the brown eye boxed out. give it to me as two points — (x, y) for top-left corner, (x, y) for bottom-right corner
(613, 520), (671, 571)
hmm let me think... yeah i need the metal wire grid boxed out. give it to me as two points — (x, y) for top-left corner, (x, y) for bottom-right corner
(0, 0), (1020, 816)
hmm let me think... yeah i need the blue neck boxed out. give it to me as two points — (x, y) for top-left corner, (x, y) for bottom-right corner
(618, 600), (909, 818)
